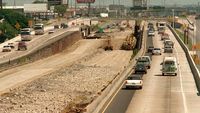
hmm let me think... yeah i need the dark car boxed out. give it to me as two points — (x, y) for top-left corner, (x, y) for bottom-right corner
(18, 41), (27, 51)
(54, 25), (59, 29)
(134, 63), (147, 74)
(60, 23), (68, 28)
(147, 46), (154, 53)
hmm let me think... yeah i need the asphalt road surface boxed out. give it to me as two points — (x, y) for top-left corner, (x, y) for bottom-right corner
(102, 22), (200, 113)
(102, 22), (153, 113)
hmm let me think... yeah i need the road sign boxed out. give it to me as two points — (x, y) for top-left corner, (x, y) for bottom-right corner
(15, 22), (20, 30)
(28, 20), (33, 28)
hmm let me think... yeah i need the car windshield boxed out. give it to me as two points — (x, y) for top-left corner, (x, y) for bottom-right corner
(127, 76), (141, 80)
(21, 32), (30, 35)
(137, 61), (147, 65)
(3, 46), (10, 48)
(165, 61), (175, 66)
(154, 48), (160, 50)
(138, 57), (149, 61)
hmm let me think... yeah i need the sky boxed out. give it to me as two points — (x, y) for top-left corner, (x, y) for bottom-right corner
(2, 0), (200, 6)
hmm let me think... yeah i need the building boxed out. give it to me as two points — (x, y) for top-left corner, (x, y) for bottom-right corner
(48, 0), (64, 6)
(108, 5), (125, 18)
(132, 0), (147, 7)
(131, 0), (147, 10)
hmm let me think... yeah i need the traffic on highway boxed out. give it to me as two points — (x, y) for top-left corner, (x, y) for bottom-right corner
(1, 0), (200, 113)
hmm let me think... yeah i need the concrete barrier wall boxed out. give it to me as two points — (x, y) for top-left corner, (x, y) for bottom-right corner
(0, 31), (82, 72)
(168, 25), (200, 93)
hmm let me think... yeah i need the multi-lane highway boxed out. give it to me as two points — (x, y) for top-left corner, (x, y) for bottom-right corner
(0, 18), (92, 64)
(102, 22), (200, 113)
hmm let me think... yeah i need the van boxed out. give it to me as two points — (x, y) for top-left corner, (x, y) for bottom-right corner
(161, 57), (178, 76)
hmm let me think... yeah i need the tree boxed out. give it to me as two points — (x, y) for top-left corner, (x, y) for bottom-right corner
(33, 0), (47, 4)
(54, 5), (67, 17)
(0, 0), (2, 9)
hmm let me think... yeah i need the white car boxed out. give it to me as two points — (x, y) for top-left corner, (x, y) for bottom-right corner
(48, 29), (55, 34)
(2, 45), (12, 52)
(152, 48), (162, 55)
(125, 75), (143, 89)
(148, 30), (155, 36)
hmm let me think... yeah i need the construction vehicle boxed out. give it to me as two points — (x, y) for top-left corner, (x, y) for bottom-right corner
(104, 38), (113, 51)
(121, 33), (136, 50)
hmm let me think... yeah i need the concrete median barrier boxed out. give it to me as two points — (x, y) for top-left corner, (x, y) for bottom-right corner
(168, 24), (200, 93)
(0, 31), (82, 72)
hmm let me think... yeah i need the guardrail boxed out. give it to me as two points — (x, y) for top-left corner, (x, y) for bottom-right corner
(168, 24), (200, 93)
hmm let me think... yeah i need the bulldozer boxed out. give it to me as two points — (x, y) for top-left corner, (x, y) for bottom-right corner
(104, 38), (113, 51)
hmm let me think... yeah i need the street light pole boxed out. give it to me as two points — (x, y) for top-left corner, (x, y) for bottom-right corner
(172, 9), (175, 28)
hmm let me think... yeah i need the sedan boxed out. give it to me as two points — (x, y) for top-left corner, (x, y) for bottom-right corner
(2, 45), (12, 52)
(125, 75), (143, 89)
(48, 29), (55, 34)
(147, 46), (154, 53)
(152, 48), (162, 55)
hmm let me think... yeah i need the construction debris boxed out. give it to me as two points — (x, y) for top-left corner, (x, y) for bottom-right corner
(104, 37), (113, 51)
(121, 33), (137, 50)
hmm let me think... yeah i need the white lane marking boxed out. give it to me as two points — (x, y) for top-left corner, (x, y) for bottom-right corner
(174, 43), (188, 113)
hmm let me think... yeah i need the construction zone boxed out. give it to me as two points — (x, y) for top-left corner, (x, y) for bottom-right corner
(0, 19), (144, 113)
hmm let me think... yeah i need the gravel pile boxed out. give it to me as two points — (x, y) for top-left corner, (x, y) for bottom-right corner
(0, 59), (123, 113)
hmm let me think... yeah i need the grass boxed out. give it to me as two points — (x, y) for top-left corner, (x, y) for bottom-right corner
(175, 29), (192, 50)
(131, 49), (139, 60)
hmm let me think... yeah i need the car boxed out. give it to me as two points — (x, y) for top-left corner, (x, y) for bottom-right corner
(158, 28), (165, 34)
(136, 56), (151, 69)
(125, 75), (143, 89)
(8, 43), (15, 49)
(148, 30), (155, 36)
(152, 48), (162, 55)
(134, 63), (147, 74)
(60, 23), (68, 28)
(161, 57), (178, 76)
(164, 46), (173, 53)
(148, 23), (154, 29)
(18, 41), (27, 51)
(54, 25), (59, 29)
(147, 46), (154, 53)
(2, 45), (11, 52)
(161, 33), (169, 40)
(164, 40), (174, 48)
(48, 29), (55, 34)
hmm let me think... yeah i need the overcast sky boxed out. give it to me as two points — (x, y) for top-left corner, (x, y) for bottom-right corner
(3, 0), (200, 6)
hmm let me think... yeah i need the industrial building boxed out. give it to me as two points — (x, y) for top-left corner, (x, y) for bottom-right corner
(48, 0), (64, 5)
(132, 0), (147, 7)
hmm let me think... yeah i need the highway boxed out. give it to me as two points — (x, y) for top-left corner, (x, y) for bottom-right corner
(0, 18), (93, 64)
(102, 22), (200, 113)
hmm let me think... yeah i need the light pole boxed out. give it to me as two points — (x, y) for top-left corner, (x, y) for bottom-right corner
(172, 9), (175, 29)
